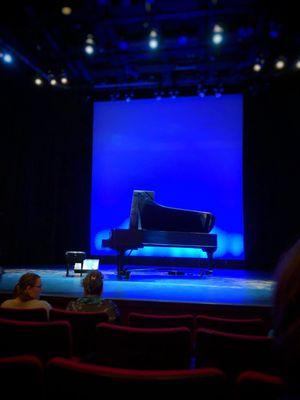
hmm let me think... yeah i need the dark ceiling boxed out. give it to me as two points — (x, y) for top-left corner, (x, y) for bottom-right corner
(0, 0), (299, 98)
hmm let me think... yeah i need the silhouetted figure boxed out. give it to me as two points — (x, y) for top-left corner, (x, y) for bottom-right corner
(66, 271), (120, 322)
(273, 239), (300, 398)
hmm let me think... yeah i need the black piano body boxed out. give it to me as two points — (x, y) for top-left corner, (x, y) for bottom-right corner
(102, 190), (217, 279)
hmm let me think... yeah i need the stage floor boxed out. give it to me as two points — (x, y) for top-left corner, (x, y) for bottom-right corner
(0, 265), (275, 306)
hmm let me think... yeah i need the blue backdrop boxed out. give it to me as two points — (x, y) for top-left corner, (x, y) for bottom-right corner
(91, 94), (244, 259)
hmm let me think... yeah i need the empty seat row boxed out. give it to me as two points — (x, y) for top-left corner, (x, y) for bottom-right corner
(0, 317), (276, 375)
(128, 312), (268, 335)
(0, 355), (285, 400)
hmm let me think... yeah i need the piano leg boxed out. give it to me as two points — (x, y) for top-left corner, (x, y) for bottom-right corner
(116, 250), (124, 279)
(205, 250), (214, 275)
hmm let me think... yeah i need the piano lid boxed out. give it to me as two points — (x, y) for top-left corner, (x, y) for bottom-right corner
(128, 190), (215, 234)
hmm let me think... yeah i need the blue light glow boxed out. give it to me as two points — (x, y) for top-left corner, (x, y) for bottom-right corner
(91, 94), (244, 260)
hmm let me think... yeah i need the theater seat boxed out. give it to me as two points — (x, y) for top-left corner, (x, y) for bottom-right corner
(0, 307), (48, 321)
(128, 312), (194, 329)
(236, 370), (285, 400)
(93, 322), (192, 369)
(195, 328), (275, 377)
(0, 355), (43, 400)
(0, 317), (72, 362)
(46, 357), (226, 399)
(195, 314), (266, 335)
(49, 308), (108, 355)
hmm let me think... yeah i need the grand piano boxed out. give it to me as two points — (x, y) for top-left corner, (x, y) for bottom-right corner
(102, 190), (217, 279)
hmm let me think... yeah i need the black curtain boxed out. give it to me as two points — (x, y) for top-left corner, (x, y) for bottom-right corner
(0, 76), (93, 265)
(1, 74), (299, 269)
(244, 76), (300, 269)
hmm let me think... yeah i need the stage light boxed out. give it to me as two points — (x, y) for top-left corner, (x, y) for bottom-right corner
(61, 77), (68, 84)
(275, 58), (285, 70)
(213, 24), (224, 33)
(34, 77), (43, 86)
(149, 38), (159, 49)
(86, 34), (95, 45)
(253, 63), (262, 72)
(85, 44), (94, 55)
(212, 33), (223, 45)
(50, 78), (57, 86)
(148, 29), (159, 49)
(149, 29), (158, 38)
(61, 6), (72, 15)
(295, 60), (300, 69)
(2, 53), (13, 63)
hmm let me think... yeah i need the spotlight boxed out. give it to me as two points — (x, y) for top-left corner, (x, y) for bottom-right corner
(149, 38), (159, 49)
(275, 58), (286, 70)
(148, 29), (159, 49)
(2, 53), (13, 63)
(34, 77), (43, 86)
(61, 77), (68, 84)
(149, 29), (158, 38)
(85, 45), (94, 55)
(212, 33), (223, 45)
(295, 60), (300, 70)
(61, 6), (72, 15)
(85, 34), (95, 45)
(253, 63), (262, 72)
(50, 78), (57, 86)
(213, 24), (224, 33)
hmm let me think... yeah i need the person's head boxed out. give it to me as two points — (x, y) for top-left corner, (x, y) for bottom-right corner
(273, 239), (300, 336)
(82, 271), (103, 296)
(13, 272), (43, 302)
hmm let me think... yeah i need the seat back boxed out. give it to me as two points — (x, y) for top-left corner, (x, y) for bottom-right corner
(236, 371), (285, 400)
(0, 355), (44, 399)
(128, 312), (194, 330)
(195, 314), (266, 335)
(0, 317), (72, 362)
(0, 307), (48, 321)
(46, 357), (226, 398)
(94, 322), (192, 369)
(195, 328), (274, 377)
(49, 308), (108, 356)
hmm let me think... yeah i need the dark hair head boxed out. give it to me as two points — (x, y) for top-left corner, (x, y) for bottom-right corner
(273, 239), (300, 336)
(13, 272), (41, 301)
(82, 271), (103, 296)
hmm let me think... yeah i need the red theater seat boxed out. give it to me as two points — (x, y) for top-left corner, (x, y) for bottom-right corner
(0, 355), (44, 400)
(236, 370), (285, 400)
(195, 314), (266, 335)
(195, 328), (275, 377)
(0, 317), (72, 362)
(46, 357), (226, 398)
(49, 308), (108, 355)
(128, 312), (194, 329)
(93, 322), (192, 369)
(0, 307), (48, 321)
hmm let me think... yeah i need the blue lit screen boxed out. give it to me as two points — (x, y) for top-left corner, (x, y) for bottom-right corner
(91, 94), (244, 259)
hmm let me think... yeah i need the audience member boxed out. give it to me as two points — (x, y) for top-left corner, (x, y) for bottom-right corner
(0, 272), (51, 316)
(273, 239), (300, 398)
(66, 270), (120, 322)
